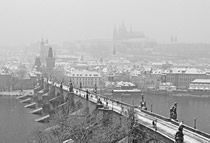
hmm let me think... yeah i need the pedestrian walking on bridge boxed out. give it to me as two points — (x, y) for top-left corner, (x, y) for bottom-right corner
(152, 118), (157, 131)
(175, 121), (184, 143)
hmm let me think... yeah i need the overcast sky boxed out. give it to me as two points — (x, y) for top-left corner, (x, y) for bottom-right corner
(0, 0), (210, 46)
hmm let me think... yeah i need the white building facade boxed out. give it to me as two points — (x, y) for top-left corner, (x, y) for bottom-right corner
(67, 70), (102, 88)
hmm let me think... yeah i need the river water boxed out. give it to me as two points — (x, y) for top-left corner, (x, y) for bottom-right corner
(0, 96), (42, 143)
(113, 93), (210, 134)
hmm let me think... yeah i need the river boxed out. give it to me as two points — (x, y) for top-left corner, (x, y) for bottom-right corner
(113, 93), (210, 134)
(0, 95), (42, 143)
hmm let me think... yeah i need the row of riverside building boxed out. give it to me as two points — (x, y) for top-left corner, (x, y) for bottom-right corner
(129, 68), (210, 90)
(161, 68), (208, 90)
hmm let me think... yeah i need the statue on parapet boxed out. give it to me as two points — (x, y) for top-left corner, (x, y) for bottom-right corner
(170, 102), (177, 120)
(140, 93), (147, 110)
(60, 81), (63, 89)
(97, 98), (102, 104)
(69, 80), (74, 93)
(96, 98), (103, 108)
(86, 89), (89, 100)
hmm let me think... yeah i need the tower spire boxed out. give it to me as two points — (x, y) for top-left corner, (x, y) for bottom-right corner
(113, 43), (116, 56)
(40, 37), (45, 64)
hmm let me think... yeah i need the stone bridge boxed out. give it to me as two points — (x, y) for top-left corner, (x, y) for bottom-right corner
(18, 79), (210, 143)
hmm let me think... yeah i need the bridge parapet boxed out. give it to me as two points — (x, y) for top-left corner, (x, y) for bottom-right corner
(47, 81), (210, 143)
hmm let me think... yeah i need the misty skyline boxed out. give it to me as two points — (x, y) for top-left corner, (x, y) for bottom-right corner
(0, 0), (210, 46)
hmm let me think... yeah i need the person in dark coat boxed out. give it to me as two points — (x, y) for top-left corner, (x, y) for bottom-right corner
(175, 121), (184, 143)
(152, 118), (157, 131)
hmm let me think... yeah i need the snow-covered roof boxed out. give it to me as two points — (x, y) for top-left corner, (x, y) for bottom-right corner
(164, 68), (205, 74)
(67, 70), (101, 77)
(191, 79), (210, 84)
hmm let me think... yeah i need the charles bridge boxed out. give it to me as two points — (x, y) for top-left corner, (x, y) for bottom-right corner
(17, 78), (210, 143)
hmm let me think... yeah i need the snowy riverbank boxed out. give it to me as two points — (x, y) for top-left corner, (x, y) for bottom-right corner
(0, 90), (34, 96)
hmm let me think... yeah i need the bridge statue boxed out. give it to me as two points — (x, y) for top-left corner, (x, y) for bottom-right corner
(69, 81), (74, 93)
(60, 81), (63, 89)
(140, 93), (147, 110)
(86, 89), (89, 101)
(170, 102), (177, 120)
(59, 81), (63, 97)
(96, 98), (103, 108)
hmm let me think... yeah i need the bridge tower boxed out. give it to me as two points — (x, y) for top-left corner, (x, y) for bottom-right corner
(46, 47), (55, 74)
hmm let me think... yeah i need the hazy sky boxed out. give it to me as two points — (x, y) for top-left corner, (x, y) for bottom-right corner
(0, 0), (210, 46)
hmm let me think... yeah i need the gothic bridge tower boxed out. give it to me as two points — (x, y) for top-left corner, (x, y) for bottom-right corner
(46, 47), (55, 74)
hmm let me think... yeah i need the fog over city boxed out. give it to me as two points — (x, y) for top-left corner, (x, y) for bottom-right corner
(1, 1), (210, 143)
(0, 0), (210, 47)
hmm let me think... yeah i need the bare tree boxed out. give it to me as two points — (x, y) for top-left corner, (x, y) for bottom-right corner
(30, 105), (132, 143)
(29, 98), (158, 143)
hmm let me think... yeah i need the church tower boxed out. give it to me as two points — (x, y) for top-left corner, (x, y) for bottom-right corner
(46, 47), (55, 73)
(40, 38), (45, 64)
(35, 56), (41, 71)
